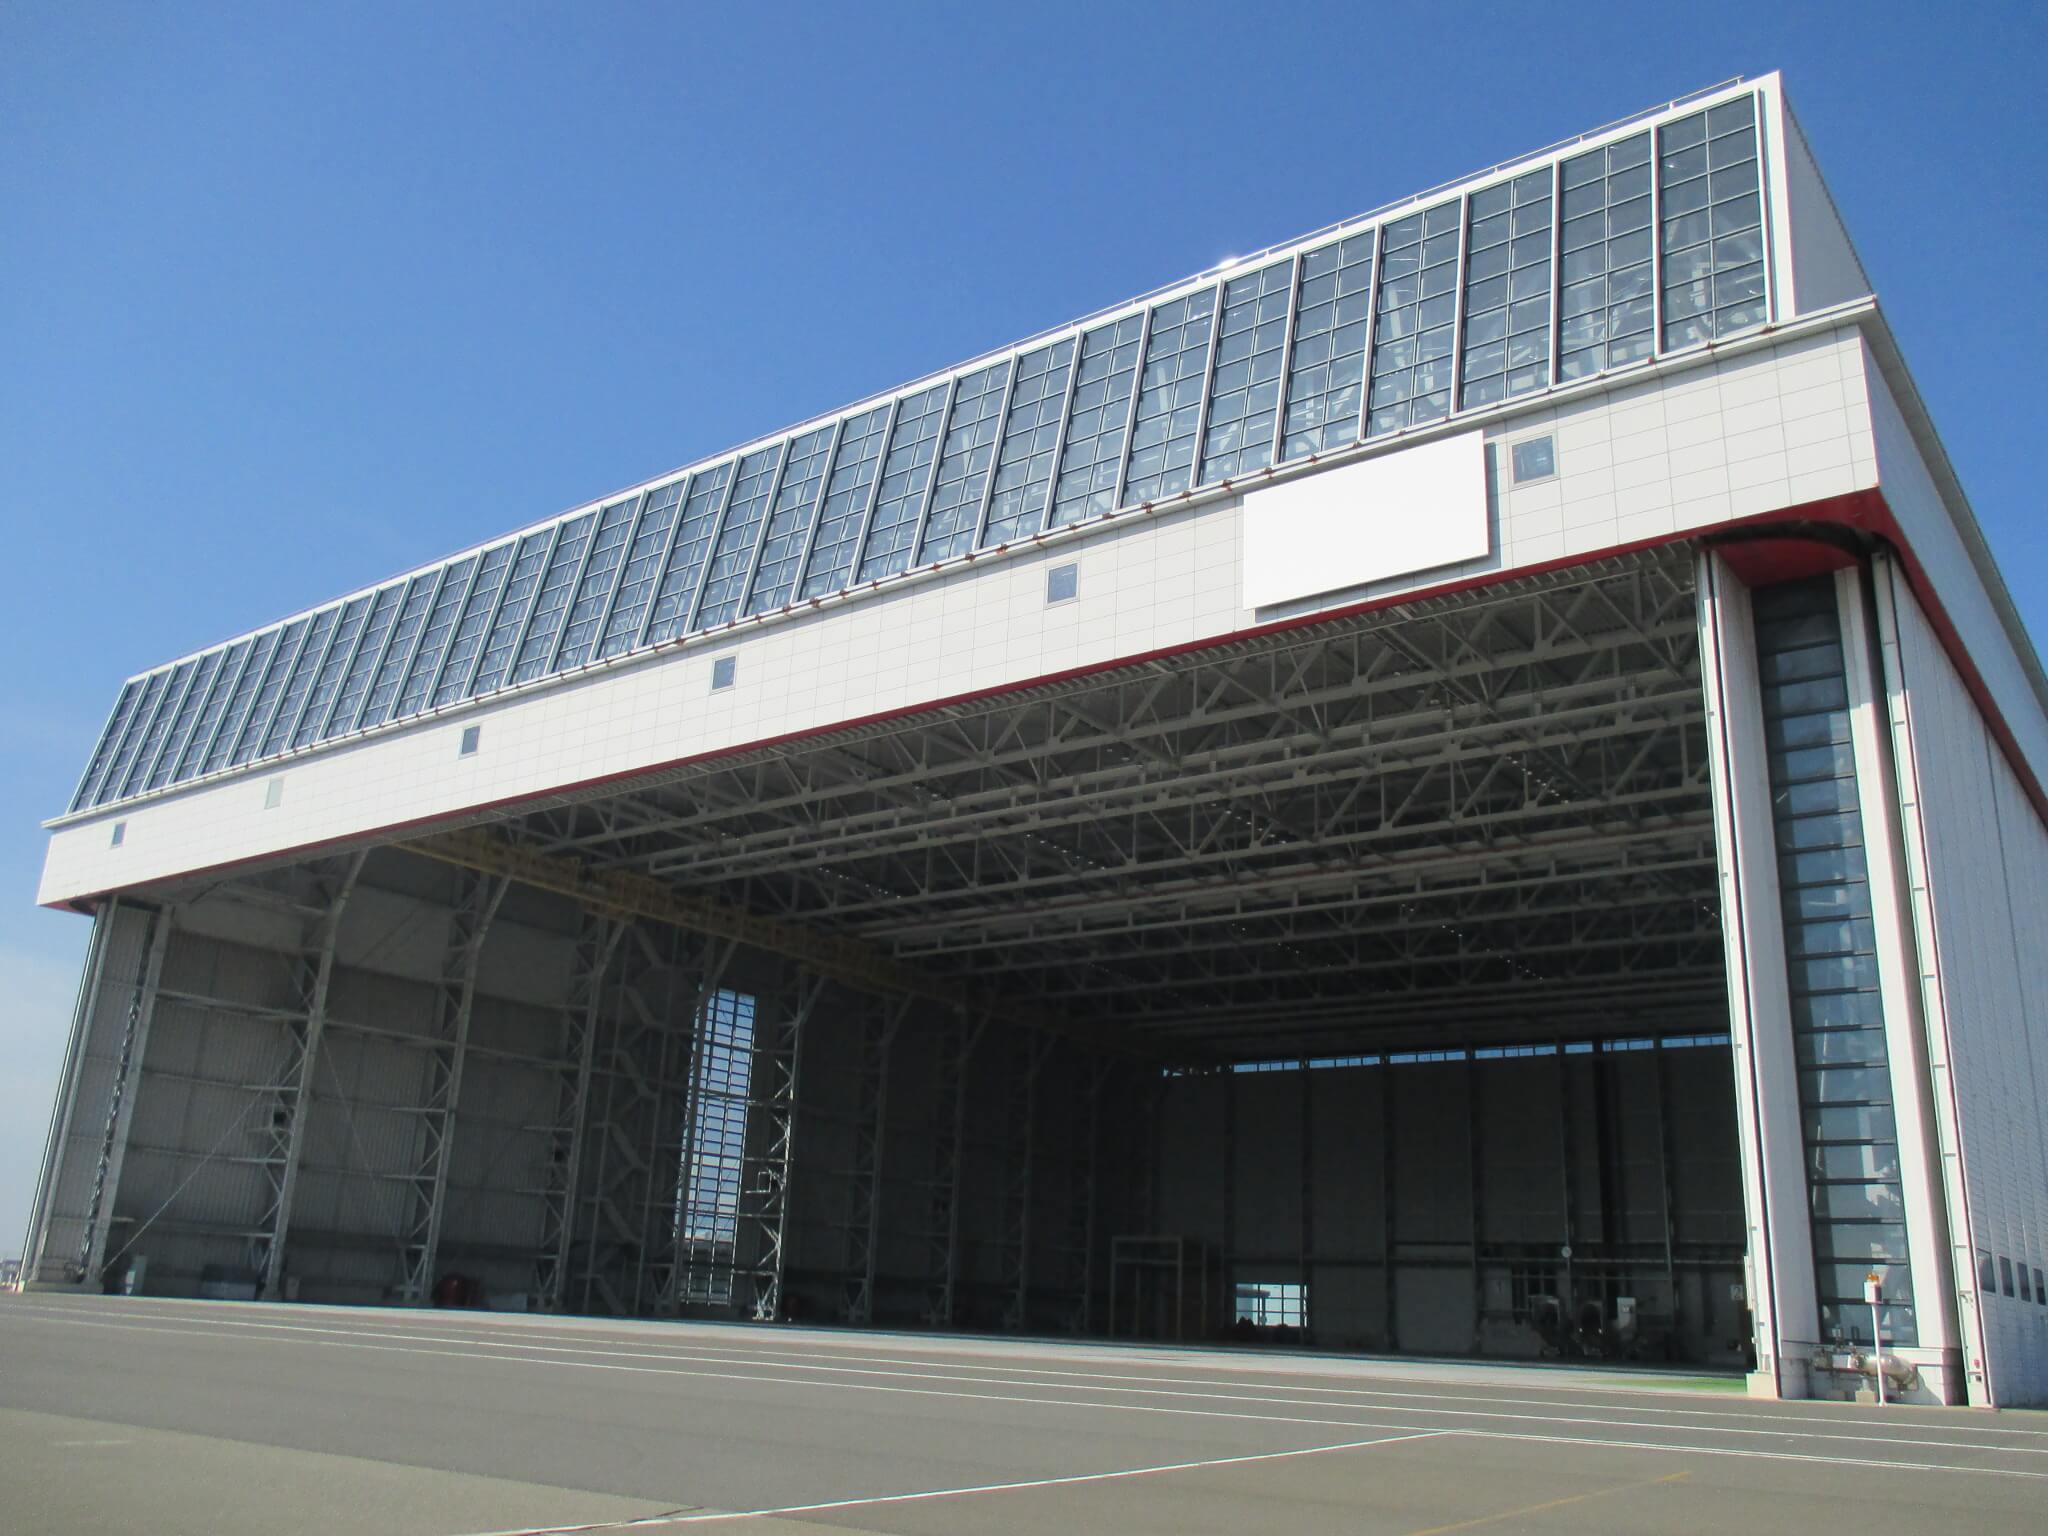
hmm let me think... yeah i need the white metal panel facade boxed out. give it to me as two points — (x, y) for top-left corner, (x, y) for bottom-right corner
(1878, 560), (2048, 1405)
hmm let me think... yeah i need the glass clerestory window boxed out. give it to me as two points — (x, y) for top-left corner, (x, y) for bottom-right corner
(1459, 170), (1553, 409)
(595, 480), (683, 660)
(1660, 96), (1766, 350)
(856, 383), (947, 581)
(1122, 287), (1216, 504)
(980, 339), (1075, 546)
(1367, 200), (1461, 436)
(643, 465), (733, 643)
(1199, 258), (1291, 484)
(1281, 232), (1373, 459)
(1051, 315), (1142, 527)
(744, 426), (835, 615)
(800, 404), (892, 596)
(917, 362), (1008, 562)
(76, 92), (1782, 814)
(1558, 131), (1655, 381)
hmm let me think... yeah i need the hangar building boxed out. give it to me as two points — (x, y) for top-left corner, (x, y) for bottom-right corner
(19, 75), (2048, 1407)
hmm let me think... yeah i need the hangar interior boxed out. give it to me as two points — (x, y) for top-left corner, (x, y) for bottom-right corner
(36, 547), (1752, 1366)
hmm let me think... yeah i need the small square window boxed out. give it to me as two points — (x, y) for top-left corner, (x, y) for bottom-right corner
(1233, 1279), (1307, 1330)
(459, 725), (481, 757)
(263, 777), (284, 810)
(1510, 435), (1557, 484)
(109, 821), (126, 848)
(1046, 562), (1079, 604)
(711, 655), (737, 691)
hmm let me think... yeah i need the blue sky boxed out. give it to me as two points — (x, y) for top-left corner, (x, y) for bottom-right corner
(4, 1), (2045, 1254)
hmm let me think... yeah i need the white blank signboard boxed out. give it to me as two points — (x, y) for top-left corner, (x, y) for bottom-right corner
(1240, 430), (1489, 609)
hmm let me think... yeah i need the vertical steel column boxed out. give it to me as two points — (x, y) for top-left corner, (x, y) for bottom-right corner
(398, 870), (508, 1303)
(21, 900), (116, 1283)
(1065, 1055), (1112, 1332)
(738, 970), (824, 1322)
(1220, 1066), (1236, 1319)
(1300, 1058), (1316, 1343)
(842, 995), (908, 1325)
(1381, 1063), (1398, 1350)
(532, 910), (625, 1311)
(1652, 1042), (1681, 1328)
(258, 853), (366, 1297)
(1466, 1050), (1483, 1354)
(77, 905), (174, 1285)
(999, 1032), (1056, 1331)
(922, 1012), (987, 1327)
(1556, 1045), (1577, 1317)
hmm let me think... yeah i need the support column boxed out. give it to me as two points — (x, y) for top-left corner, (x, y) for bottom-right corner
(78, 905), (174, 1286)
(397, 870), (507, 1303)
(1859, 557), (1980, 1403)
(21, 901), (116, 1284)
(258, 853), (367, 1299)
(532, 910), (625, 1312)
(1695, 550), (1820, 1396)
(922, 1012), (986, 1327)
(737, 970), (823, 1322)
(999, 1032), (1056, 1331)
(842, 995), (908, 1325)
(1064, 1055), (1112, 1332)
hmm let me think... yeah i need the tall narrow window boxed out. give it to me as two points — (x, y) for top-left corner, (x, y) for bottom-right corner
(744, 426), (836, 614)
(553, 497), (642, 668)
(856, 384), (948, 581)
(1122, 288), (1215, 504)
(980, 339), (1075, 547)
(674, 988), (756, 1305)
(1282, 232), (1373, 460)
(1199, 258), (1290, 484)
(1051, 315), (1143, 526)
(917, 363), (1009, 562)
(802, 405), (892, 596)
(1660, 94), (1765, 351)
(596, 481), (685, 659)
(508, 514), (598, 684)
(1367, 200), (1461, 435)
(1459, 170), (1553, 408)
(1753, 576), (1917, 1349)
(693, 446), (784, 629)
(643, 465), (735, 643)
(1557, 131), (1655, 382)
(465, 532), (555, 697)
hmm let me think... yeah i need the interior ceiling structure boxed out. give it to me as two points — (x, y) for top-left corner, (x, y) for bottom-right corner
(382, 544), (1723, 1063)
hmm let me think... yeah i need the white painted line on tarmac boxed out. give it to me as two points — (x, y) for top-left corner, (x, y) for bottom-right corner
(7, 1303), (2046, 1480)
(6, 1302), (2038, 1463)
(446, 1431), (1452, 1535)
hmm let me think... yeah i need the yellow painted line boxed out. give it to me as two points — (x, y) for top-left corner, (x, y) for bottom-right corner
(1403, 1469), (1690, 1535)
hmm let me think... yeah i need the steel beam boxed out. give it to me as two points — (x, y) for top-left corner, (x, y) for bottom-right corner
(397, 870), (508, 1302)
(532, 910), (625, 1311)
(77, 904), (174, 1285)
(257, 852), (366, 1298)
(737, 970), (825, 1321)
(922, 1012), (987, 1327)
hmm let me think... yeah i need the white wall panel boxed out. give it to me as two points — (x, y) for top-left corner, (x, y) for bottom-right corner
(42, 329), (1890, 907)
(1884, 568), (2048, 1405)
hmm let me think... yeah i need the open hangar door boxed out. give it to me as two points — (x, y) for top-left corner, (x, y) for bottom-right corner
(489, 543), (1746, 1366)
(42, 547), (1745, 1368)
